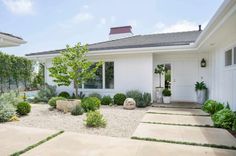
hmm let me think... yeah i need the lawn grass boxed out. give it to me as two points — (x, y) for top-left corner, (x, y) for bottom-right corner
(147, 112), (210, 116)
(141, 121), (214, 128)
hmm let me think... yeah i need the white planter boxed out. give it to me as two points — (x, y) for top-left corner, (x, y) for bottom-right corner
(163, 96), (171, 104)
(196, 89), (207, 104)
(156, 87), (164, 103)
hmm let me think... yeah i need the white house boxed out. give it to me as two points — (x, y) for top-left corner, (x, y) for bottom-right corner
(0, 32), (26, 47)
(26, 0), (236, 110)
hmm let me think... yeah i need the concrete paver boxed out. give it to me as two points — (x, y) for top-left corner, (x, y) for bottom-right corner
(23, 132), (236, 156)
(152, 102), (202, 109)
(147, 107), (209, 116)
(132, 123), (236, 148)
(0, 124), (59, 156)
(142, 113), (213, 126)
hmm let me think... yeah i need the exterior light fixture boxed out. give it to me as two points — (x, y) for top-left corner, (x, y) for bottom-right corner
(201, 58), (206, 67)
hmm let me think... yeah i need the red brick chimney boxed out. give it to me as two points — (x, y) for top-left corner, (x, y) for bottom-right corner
(109, 26), (133, 40)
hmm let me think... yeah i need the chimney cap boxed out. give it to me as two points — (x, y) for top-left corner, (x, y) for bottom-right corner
(109, 26), (132, 35)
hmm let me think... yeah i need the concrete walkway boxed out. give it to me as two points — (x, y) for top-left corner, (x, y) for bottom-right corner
(152, 102), (202, 109)
(142, 113), (213, 126)
(0, 124), (59, 156)
(23, 132), (236, 156)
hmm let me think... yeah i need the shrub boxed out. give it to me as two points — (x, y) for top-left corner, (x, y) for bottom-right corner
(0, 101), (16, 122)
(58, 91), (70, 99)
(17, 102), (31, 116)
(0, 91), (22, 107)
(48, 97), (66, 108)
(113, 93), (126, 105)
(81, 97), (101, 112)
(126, 90), (145, 107)
(88, 92), (102, 100)
(212, 109), (236, 129)
(232, 119), (236, 131)
(202, 100), (224, 115)
(162, 89), (171, 96)
(34, 84), (57, 102)
(71, 105), (83, 116)
(143, 92), (151, 106)
(101, 96), (112, 105)
(85, 111), (106, 127)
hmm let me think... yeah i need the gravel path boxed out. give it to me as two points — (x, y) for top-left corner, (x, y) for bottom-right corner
(5, 104), (148, 138)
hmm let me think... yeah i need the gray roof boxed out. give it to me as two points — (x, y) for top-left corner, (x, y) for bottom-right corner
(26, 30), (202, 56)
(0, 32), (23, 40)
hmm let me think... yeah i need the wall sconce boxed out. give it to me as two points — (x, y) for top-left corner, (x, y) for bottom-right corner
(201, 58), (206, 67)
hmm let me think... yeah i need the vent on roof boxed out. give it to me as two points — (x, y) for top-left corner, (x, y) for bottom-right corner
(109, 26), (133, 40)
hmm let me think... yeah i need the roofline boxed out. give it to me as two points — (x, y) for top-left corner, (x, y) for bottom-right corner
(0, 33), (27, 47)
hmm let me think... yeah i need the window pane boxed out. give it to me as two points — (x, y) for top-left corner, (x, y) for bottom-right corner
(225, 49), (232, 66)
(105, 62), (114, 89)
(234, 47), (236, 64)
(84, 64), (103, 89)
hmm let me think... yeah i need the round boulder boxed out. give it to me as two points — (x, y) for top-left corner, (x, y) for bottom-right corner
(123, 98), (136, 110)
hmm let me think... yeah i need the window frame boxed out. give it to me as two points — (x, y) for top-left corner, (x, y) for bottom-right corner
(224, 48), (232, 67)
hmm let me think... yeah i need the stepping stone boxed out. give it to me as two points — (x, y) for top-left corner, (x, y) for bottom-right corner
(148, 107), (209, 116)
(132, 123), (236, 148)
(142, 113), (213, 126)
(152, 103), (201, 109)
(23, 132), (236, 156)
(0, 124), (59, 156)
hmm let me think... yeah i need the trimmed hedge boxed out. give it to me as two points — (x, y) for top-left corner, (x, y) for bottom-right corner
(17, 102), (31, 116)
(113, 93), (126, 105)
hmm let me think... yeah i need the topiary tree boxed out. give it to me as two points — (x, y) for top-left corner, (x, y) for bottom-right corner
(49, 43), (102, 98)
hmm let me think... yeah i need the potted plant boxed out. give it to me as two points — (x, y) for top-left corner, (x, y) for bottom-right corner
(195, 81), (207, 104)
(162, 88), (171, 104)
(154, 64), (165, 103)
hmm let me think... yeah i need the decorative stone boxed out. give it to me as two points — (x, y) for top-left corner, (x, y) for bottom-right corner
(56, 99), (81, 113)
(123, 98), (136, 110)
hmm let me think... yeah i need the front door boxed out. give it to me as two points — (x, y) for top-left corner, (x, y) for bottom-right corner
(171, 59), (198, 102)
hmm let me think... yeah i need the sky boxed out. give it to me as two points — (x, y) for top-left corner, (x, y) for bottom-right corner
(0, 0), (224, 56)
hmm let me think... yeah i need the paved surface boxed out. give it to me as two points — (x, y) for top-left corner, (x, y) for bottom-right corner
(23, 132), (236, 156)
(147, 107), (209, 116)
(152, 102), (202, 109)
(0, 124), (59, 156)
(142, 113), (213, 126)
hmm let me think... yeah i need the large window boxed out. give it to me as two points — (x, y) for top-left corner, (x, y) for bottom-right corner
(105, 62), (114, 89)
(84, 62), (114, 89)
(225, 49), (232, 66)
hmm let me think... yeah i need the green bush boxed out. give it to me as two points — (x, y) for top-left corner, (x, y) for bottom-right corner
(17, 102), (31, 116)
(232, 119), (236, 131)
(202, 100), (224, 115)
(101, 96), (112, 105)
(88, 92), (102, 100)
(195, 81), (207, 90)
(113, 93), (126, 105)
(0, 101), (16, 122)
(143, 92), (151, 106)
(48, 97), (66, 108)
(85, 111), (106, 127)
(71, 105), (83, 116)
(34, 84), (57, 102)
(126, 90), (145, 107)
(212, 109), (236, 129)
(162, 89), (171, 96)
(58, 91), (70, 99)
(0, 91), (22, 107)
(81, 97), (101, 112)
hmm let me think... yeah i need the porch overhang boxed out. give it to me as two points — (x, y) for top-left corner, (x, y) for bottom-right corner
(0, 32), (26, 48)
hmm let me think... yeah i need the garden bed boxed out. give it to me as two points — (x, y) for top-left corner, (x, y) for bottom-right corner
(5, 104), (148, 138)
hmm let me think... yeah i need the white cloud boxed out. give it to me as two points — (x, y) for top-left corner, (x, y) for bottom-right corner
(154, 20), (206, 33)
(2, 0), (33, 15)
(72, 12), (94, 23)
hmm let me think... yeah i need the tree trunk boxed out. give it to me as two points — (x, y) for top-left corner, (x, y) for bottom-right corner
(15, 79), (19, 89)
(0, 77), (3, 93)
(8, 78), (11, 90)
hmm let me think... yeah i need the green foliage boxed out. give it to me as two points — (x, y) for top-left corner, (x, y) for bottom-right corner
(31, 63), (44, 89)
(88, 92), (102, 100)
(17, 102), (31, 116)
(34, 84), (57, 102)
(58, 91), (70, 99)
(101, 96), (112, 105)
(126, 90), (145, 107)
(202, 100), (224, 115)
(154, 64), (165, 88)
(81, 97), (101, 112)
(212, 109), (236, 129)
(195, 81), (207, 91)
(0, 101), (16, 122)
(71, 105), (83, 116)
(0, 91), (22, 107)
(85, 111), (106, 127)
(143, 92), (151, 106)
(113, 93), (126, 105)
(232, 119), (236, 131)
(225, 102), (231, 109)
(48, 43), (103, 97)
(48, 97), (66, 108)
(162, 89), (171, 96)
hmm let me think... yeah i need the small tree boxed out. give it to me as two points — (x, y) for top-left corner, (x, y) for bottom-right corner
(154, 64), (165, 88)
(49, 43), (102, 97)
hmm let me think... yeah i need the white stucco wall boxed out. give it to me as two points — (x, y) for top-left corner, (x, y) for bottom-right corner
(44, 53), (153, 98)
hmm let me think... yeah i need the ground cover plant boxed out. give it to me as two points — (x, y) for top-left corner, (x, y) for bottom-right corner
(85, 111), (106, 127)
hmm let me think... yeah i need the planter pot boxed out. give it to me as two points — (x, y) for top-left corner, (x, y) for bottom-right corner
(196, 89), (207, 104)
(156, 87), (164, 103)
(163, 96), (171, 104)
(56, 99), (81, 113)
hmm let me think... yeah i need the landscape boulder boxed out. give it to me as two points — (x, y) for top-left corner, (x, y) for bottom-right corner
(56, 99), (81, 113)
(123, 98), (136, 110)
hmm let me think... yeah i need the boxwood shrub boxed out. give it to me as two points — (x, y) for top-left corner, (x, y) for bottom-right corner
(113, 93), (126, 105)
(212, 109), (236, 129)
(17, 102), (31, 116)
(101, 96), (112, 105)
(58, 91), (70, 99)
(202, 100), (224, 115)
(48, 97), (66, 108)
(81, 97), (101, 112)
